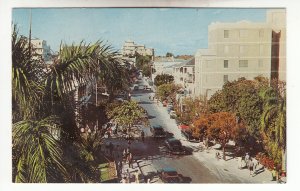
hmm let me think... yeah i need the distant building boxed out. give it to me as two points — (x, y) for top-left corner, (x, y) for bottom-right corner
(194, 9), (286, 98)
(173, 57), (195, 95)
(31, 39), (52, 62)
(151, 58), (184, 82)
(121, 40), (154, 60)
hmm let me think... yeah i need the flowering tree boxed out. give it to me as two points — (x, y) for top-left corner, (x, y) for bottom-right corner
(207, 112), (240, 160)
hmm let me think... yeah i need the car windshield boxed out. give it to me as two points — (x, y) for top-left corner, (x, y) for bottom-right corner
(170, 140), (182, 147)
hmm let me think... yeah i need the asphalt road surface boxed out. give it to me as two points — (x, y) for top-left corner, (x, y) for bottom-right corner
(130, 78), (243, 183)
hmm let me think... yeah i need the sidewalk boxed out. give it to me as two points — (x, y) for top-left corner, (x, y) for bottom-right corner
(153, 99), (278, 183)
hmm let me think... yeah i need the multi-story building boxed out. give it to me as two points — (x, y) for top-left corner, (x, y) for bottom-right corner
(31, 39), (51, 62)
(121, 40), (154, 60)
(173, 57), (195, 95)
(194, 9), (286, 98)
(151, 57), (184, 82)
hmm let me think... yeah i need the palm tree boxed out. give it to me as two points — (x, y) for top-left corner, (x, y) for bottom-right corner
(12, 25), (44, 122)
(12, 116), (68, 183)
(12, 25), (130, 182)
(260, 84), (286, 170)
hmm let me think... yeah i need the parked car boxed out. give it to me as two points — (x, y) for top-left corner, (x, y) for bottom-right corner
(165, 138), (186, 154)
(181, 130), (200, 143)
(150, 125), (167, 138)
(169, 111), (177, 119)
(157, 167), (183, 183)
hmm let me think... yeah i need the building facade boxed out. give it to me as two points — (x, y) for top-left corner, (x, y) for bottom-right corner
(194, 9), (286, 99)
(173, 57), (195, 95)
(31, 39), (51, 62)
(121, 40), (154, 60)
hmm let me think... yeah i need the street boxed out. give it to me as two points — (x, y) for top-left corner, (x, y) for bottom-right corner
(128, 78), (243, 183)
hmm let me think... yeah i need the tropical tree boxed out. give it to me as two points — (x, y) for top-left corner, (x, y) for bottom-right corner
(177, 96), (208, 125)
(12, 26), (44, 122)
(106, 100), (147, 133)
(154, 74), (174, 87)
(208, 77), (269, 150)
(260, 81), (286, 169)
(156, 83), (180, 101)
(12, 25), (129, 182)
(206, 112), (240, 160)
(12, 116), (68, 183)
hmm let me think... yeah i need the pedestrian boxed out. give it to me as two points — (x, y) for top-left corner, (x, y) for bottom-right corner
(121, 176), (127, 183)
(252, 157), (259, 175)
(245, 153), (250, 167)
(248, 158), (254, 176)
(109, 142), (114, 156)
(128, 152), (133, 168)
(141, 131), (145, 142)
(271, 167), (277, 181)
(134, 170), (140, 183)
(126, 169), (131, 183)
(215, 151), (221, 160)
(238, 156), (242, 169)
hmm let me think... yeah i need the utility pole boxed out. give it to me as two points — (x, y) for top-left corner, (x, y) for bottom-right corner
(28, 9), (32, 55)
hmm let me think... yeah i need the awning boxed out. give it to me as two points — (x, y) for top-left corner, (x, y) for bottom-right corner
(178, 124), (189, 130)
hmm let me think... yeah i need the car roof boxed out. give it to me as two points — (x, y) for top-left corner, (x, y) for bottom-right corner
(152, 125), (162, 129)
(162, 167), (177, 172)
(167, 138), (180, 142)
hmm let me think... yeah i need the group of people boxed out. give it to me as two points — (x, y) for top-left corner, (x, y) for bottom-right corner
(237, 153), (259, 176)
(121, 169), (141, 183)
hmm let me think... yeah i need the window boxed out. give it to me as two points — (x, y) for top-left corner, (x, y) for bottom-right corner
(224, 45), (229, 53)
(239, 30), (248, 38)
(224, 60), (228, 68)
(239, 60), (248, 68)
(224, 75), (228, 83)
(224, 30), (229, 38)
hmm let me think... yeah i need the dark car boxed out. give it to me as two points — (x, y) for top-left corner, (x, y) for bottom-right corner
(181, 130), (200, 143)
(150, 125), (167, 138)
(165, 138), (186, 154)
(158, 167), (183, 183)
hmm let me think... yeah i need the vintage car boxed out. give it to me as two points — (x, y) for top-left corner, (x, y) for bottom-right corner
(157, 167), (183, 183)
(165, 138), (186, 155)
(150, 125), (167, 138)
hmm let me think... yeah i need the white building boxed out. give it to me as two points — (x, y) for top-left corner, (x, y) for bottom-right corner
(194, 9), (286, 99)
(173, 57), (195, 95)
(121, 40), (154, 60)
(31, 39), (51, 62)
(151, 58), (184, 82)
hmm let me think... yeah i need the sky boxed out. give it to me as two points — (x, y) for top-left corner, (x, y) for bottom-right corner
(12, 8), (268, 56)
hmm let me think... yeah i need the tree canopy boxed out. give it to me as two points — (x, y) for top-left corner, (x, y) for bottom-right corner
(154, 74), (174, 87)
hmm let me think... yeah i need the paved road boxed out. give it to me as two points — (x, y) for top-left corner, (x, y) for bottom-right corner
(130, 79), (243, 183)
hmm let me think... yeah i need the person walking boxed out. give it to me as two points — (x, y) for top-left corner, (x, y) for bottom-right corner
(248, 158), (254, 176)
(141, 131), (145, 142)
(238, 156), (243, 169)
(252, 157), (259, 175)
(109, 142), (114, 157)
(271, 167), (277, 181)
(245, 153), (250, 167)
(134, 170), (140, 183)
(127, 152), (133, 168)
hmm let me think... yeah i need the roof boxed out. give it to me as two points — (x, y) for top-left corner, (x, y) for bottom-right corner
(162, 167), (177, 172)
(178, 124), (189, 130)
(167, 138), (180, 142)
(195, 49), (216, 57)
(152, 125), (163, 129)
